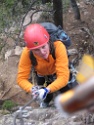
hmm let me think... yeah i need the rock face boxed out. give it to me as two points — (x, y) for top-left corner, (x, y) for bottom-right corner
(0, 106), (89, 125)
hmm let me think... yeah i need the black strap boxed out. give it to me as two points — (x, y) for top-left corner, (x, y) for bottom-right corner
(49, 40), (56, 59)
(29, 51), (37, 66)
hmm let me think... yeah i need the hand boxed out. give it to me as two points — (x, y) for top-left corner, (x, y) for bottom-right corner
(31, 86), (39, 99)
(38, 88), (49, 101)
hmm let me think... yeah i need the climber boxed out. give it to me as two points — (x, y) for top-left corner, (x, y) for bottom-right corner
(17, 23), (74, 108)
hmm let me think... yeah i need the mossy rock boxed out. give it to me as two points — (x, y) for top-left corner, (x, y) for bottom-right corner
(2, 100), (17, 111)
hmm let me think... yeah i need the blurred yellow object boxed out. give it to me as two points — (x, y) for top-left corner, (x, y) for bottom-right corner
(76, 54), (94, 83)
(59, 90), (74, 103)
(55, 76), (94, 114)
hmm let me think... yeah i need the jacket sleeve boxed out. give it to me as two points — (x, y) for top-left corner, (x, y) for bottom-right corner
(17, 47), (33, 93)
(47, 41), (70, 93)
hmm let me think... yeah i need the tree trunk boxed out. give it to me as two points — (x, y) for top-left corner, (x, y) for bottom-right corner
(53, 0), (63, 28)
(70, 0), (81, 20)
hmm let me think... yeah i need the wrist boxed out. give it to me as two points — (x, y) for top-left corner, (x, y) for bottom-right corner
(45, 88), (50, 93)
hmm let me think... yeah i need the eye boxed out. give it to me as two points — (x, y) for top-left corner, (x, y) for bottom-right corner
(42, 45), (46, 49)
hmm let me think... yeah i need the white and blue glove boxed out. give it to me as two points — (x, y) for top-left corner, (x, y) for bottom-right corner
(32, 86), (49, 100)
(38, 88), (49, 101)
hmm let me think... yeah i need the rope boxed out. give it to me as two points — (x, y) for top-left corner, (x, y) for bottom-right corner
(13, 98), (36, 125)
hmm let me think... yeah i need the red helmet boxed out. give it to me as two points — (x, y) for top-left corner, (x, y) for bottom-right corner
(24, 23), (49, 49)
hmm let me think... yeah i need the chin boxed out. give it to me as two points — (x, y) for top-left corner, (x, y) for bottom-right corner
(42, 56), (47, 59)
(42, 54), (48, 59)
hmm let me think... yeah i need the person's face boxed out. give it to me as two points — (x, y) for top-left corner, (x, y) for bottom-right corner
(32, 43), (50, 59)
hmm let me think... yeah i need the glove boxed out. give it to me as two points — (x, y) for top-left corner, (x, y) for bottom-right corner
(38, 88), (49, 101)
(31, 86), (39, 99)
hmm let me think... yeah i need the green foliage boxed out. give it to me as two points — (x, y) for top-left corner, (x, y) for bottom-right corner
(0, 0), (37, 33)
(3, 0), (15, 8)
(0, 2), (13, 32)
(62, 0), (70, 13)
(2, 100), (17, 110)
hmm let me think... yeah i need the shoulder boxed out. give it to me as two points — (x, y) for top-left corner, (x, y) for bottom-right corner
(19, 47), (31, 64)
(53, 41), (68, 57)
(54, 40), (66, 50)
(22, 47), (30, 55)
(20, 47), (31, 60)
(23, 47), (30, 52)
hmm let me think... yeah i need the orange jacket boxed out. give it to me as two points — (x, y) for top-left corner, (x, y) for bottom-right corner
(17, 41), (70, 93)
